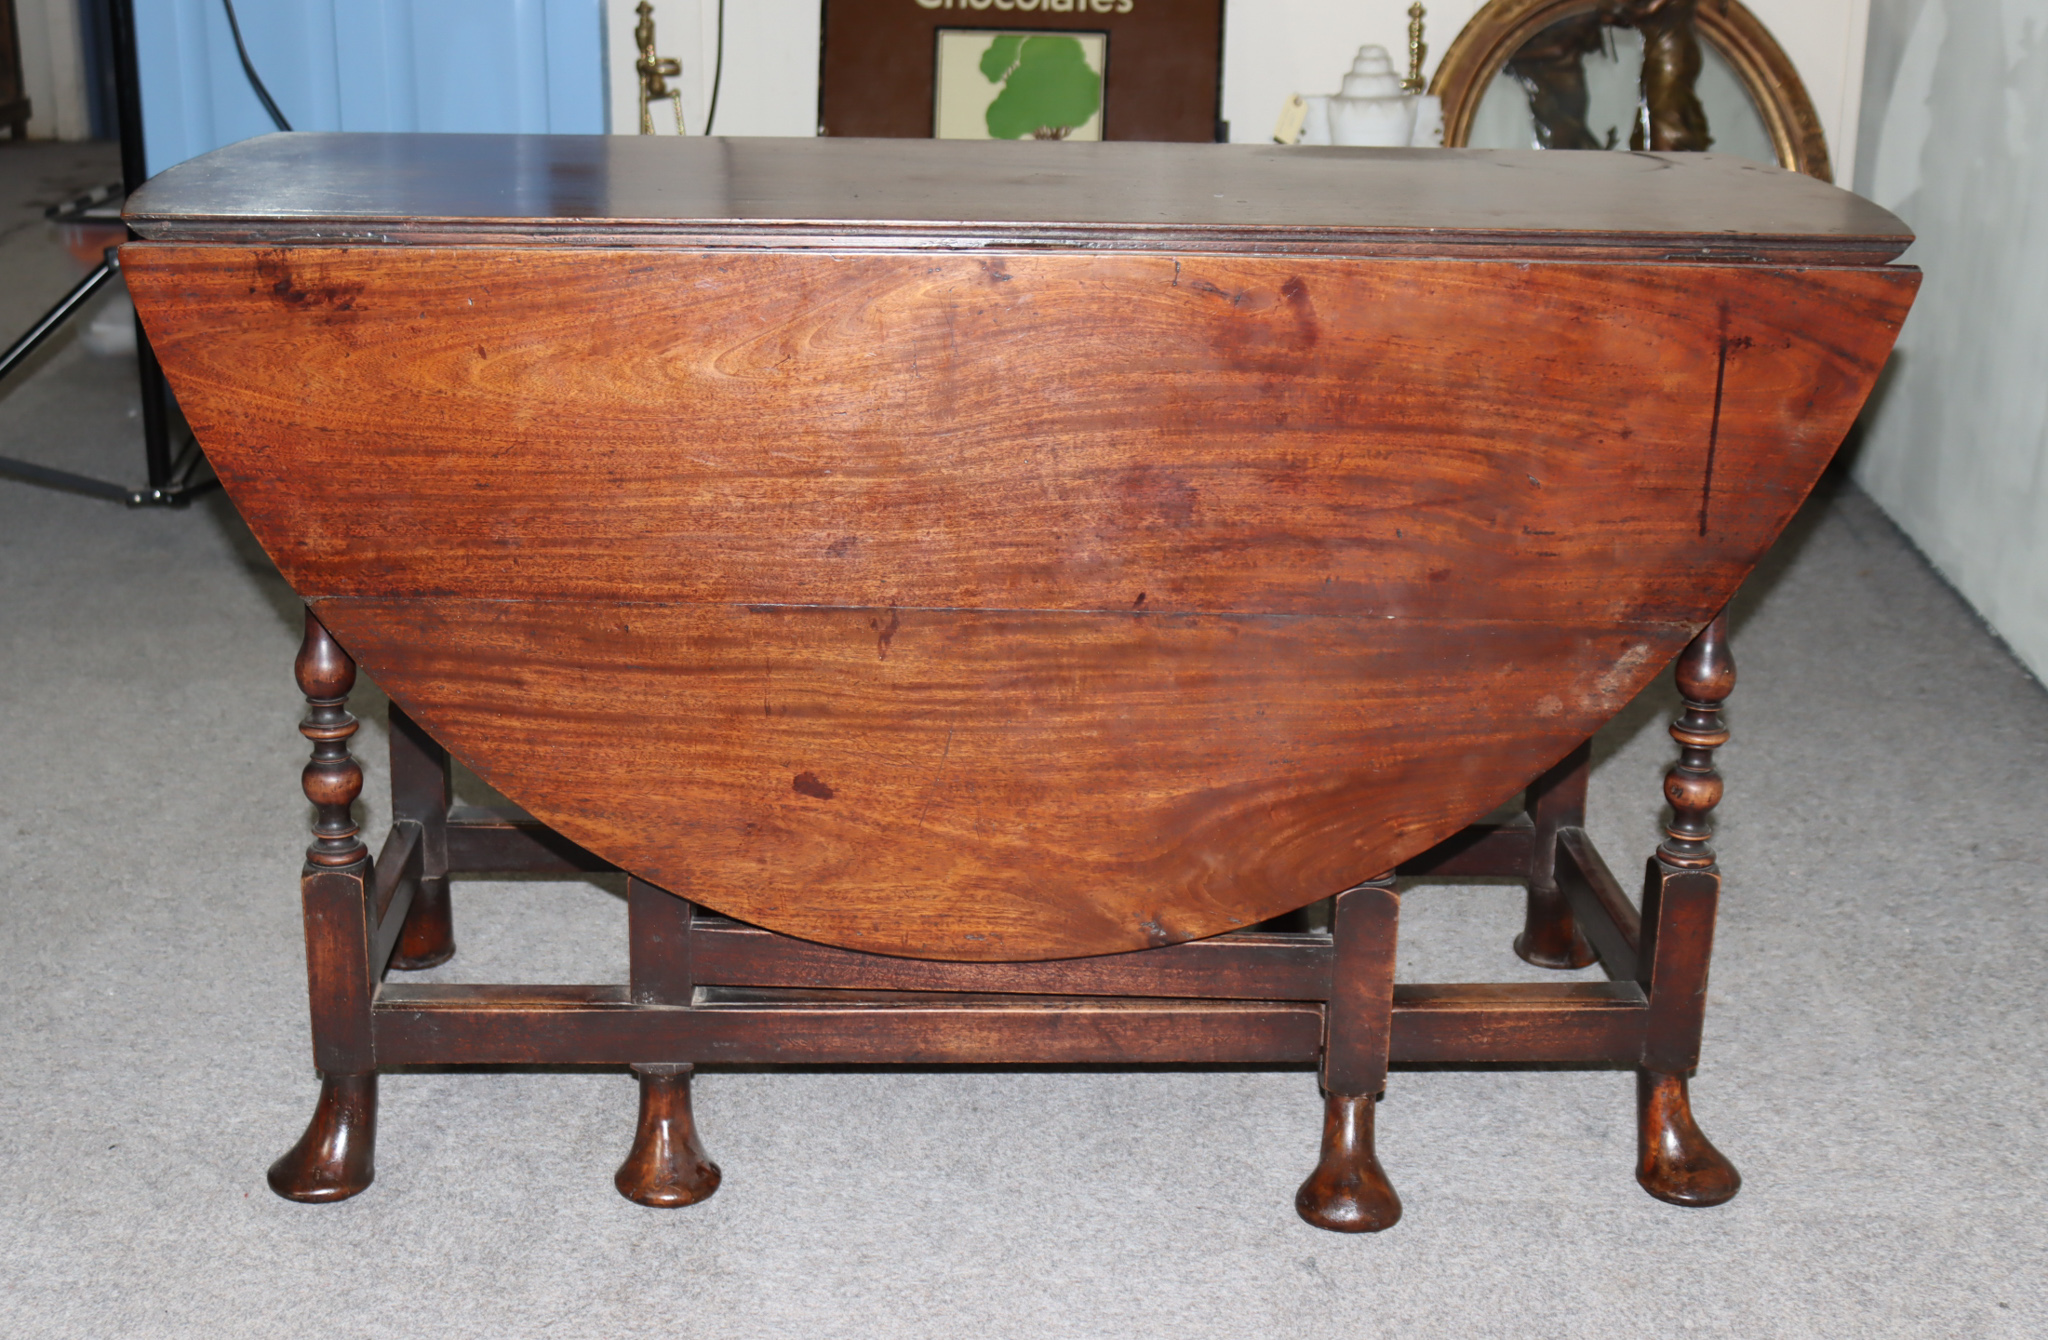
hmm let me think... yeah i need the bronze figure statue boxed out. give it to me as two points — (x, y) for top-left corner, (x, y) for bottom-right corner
(1623, 0), (1711, 152)
(1505, 13), (1610, 150)
(1505, 0), (1712, 154)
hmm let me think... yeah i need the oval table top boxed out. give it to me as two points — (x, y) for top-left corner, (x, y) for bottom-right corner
(125, 136), (1917, 960)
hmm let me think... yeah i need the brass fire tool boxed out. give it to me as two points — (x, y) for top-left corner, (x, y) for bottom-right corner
(635, 1), (685, 134)
(1403, 4), (1428, 93)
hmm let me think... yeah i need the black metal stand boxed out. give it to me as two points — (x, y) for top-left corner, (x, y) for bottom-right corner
(0, 0), (218, 508)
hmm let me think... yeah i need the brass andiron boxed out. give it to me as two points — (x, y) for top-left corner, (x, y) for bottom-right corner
(1403, 4), (1428, 93)
(635, 1), (685, 135)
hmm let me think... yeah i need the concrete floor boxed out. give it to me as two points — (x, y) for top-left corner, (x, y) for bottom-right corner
(2, 140), (2045, 1339)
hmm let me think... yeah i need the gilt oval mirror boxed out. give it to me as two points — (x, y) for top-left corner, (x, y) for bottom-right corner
(1431, 0), (1831, 180)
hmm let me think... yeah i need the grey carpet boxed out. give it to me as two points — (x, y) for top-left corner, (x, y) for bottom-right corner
(2, 142), (2044, 1339)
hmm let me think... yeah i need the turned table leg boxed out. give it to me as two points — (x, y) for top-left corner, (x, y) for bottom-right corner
(270, 609), (380, 1202)
(1517, 740), (1598, 969)
(1636, 611), (1741, 1207)
(614, 877), (722, 1207)
(1296, 875), (1402, 1232)
(387, 703), (455, 970)
(268, 1074), (377, 1202)
(616, 1064), (722, 1207)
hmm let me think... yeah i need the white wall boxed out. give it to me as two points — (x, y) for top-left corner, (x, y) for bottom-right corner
(1849, 0), (2048, 680)
(609, 1), (1867, 170)
(605, 0), (821, 135)
(15, 0), (93, 139)
(1743, 0), (1871, 173)
(1220, 0), (1868, 170)
(1222, 0), (1478, 143)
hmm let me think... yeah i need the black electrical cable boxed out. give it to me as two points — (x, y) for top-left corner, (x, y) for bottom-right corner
(221, 0), (292, 132)
(703, 0), (725, 134)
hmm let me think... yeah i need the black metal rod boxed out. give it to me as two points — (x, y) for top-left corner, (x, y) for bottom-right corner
(169, 431), (201, 481)
(0, 454), (135, 503)
(107, 0), (147, 195)
(137, 320), (173, 487)
(0, 0), (201, 508)
(0, 252), (143, 505)
(0, 260), (117, 387)
(105, 0), (180, 495)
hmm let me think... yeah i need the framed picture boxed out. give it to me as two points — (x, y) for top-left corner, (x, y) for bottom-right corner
(933, 30), (1108, 140)
(819, 0), (1225, 142)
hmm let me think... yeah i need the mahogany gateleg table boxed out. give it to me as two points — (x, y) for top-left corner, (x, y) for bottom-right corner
(123, 134), (1916, 1230)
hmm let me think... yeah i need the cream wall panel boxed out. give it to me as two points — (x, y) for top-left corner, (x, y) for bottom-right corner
(1850, 0), (2048, 681)
(17, 0), (92, 140)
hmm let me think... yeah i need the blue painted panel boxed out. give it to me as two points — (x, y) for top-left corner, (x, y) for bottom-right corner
(332, 0), (421, 132)
(135, 0), (606, 176)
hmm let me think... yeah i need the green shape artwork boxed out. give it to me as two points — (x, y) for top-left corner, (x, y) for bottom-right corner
(980, 35), (1102, 140)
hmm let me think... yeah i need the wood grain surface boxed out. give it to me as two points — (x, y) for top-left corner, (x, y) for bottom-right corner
(127, 244), (1915, 959)
(121, 135), (1912, 264)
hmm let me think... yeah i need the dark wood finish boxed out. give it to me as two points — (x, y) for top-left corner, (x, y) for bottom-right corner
(128, 240), (1914, 961)
(272, 613), (382, 1205)
(366, 820), (423, 980)
(367, 822), (419, 933)
(819, 0), (1224, 142)
(1321, 878), (1399, 1099)
(122, 135), (1911, 265)
(124, 136), (1915, 1225)
(1387, 981), (1645, 1064)
(1636, 1070), (1740, 1207)
(266, 1073), (377, 1202)
(365, 977), (1653, 1068)
(691, 919), (1334, 1000)
(619, 880), (718, 1206)
(291, 614), (374, 1078)
(1639, 860), (1722, 1074)
(628, 878), (695, 1006)
(1641, 612), (1733, 1073)
(387, 704), (455, 968)
(444, 805), (613, 874)
(1295, 1093), (1401, 1233)
(1657, 610), (1734, 872)
(445, 805), (1529, 891)
(1556, 826), (1641, 982)
(296, 611), (367, 871)
(1633, 613), (1740, 1204)
(1398, 822), (1535, 879)
(294, 842), (376, 1075)
(1297, 876), (1403, 1231)
(373, 986), (1328, 1067)
(322, 597), (1677, 960)
(615, 1065), (721, 1207)
(1517, 741), (1597, 969)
